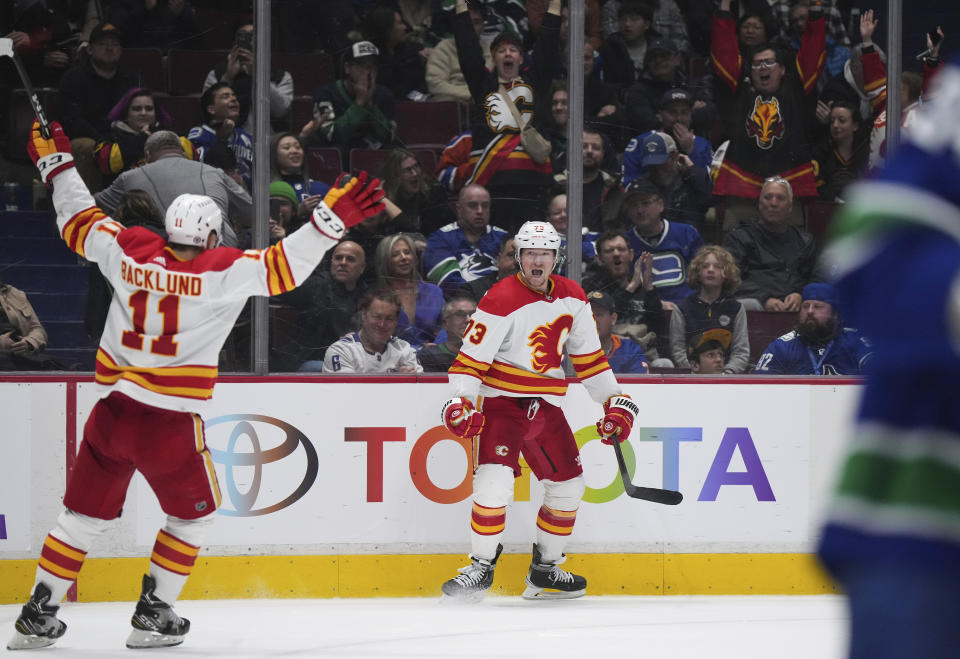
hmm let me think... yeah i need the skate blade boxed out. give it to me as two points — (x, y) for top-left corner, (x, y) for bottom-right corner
(7, 630), (59, 651)
(440, 590), (486, 604)
(125, 629), (185, 649)
(521, 585), (586, 600)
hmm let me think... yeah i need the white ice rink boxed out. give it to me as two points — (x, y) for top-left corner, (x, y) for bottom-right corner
(2, 594), (848, 658)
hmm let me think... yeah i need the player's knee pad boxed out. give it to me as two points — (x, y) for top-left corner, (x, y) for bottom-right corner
(163, 513), (215, 548)
(473, 463), (515, 509)
(542, 475), (585, 511)
(53, 509), (113, 552)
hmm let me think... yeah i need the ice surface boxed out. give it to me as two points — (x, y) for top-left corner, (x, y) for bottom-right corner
(1, 594), (847, 658)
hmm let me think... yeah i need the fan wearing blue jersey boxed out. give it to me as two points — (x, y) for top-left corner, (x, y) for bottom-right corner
(754, 283), (871, 375)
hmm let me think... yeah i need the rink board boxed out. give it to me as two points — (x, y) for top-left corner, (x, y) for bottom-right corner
(0, 376), (857, 601)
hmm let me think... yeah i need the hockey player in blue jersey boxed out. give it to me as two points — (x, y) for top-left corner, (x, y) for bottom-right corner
(753, 282), (872, 375)
(817, 56), (960, 658)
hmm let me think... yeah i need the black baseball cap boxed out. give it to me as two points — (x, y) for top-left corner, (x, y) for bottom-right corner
(660, 88), (694, 109)
(587, 290), (616, 311)
(89, 22), (123, 45)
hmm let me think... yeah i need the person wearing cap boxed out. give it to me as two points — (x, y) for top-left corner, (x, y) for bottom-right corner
(202, 23), (294, 135)
(618, 177), (704, 305)
(722, 176), (819, 311)
(303, 40), (397, 159)
(588, 290), (649, 374)
(623, 36), (694, 135)
(624, 131), (713, 231)
(688, 330), (729, 375)
(623, 88), (714, 185)
(754, 282), (871, 375)
(711, 0), (826, 227)
(598, 1), (657, 87)
(452, 0), (560, 231)
(669, 245), (750, 374)
(58, 22), (139, 191)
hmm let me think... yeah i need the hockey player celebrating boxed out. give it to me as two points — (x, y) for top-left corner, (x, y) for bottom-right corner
(440, 221), (639, 600)
(8, 120), (384, 651)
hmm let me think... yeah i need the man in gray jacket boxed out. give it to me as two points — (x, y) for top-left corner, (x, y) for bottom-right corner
(94, 131), (251, 247)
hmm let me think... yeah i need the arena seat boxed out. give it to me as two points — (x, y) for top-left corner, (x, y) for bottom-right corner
(803, 199), (841, 248)
(746, 310), (796, 365)
(120, 48), (165, 93)
(157, 95), (202, 135)
(394, 101), (461, 151)
(306, 148), (344, 185)
(166, 49), (230, 96)
(272, 52), (334, 96)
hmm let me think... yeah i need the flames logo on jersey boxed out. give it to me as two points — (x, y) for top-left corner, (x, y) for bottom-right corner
(484, 83), (535, 134)
(746, 96), (784, 150)
(527, 314), (573, 373)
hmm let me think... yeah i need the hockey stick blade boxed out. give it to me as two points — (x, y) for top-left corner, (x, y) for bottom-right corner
(0, 38), (51, 138)
(611, 437), (683, 505)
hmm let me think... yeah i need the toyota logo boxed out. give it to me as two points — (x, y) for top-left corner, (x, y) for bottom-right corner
(205, 415), (318, 517)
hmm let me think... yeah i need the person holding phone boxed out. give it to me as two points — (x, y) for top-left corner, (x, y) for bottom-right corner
(202, 23), (294, 134)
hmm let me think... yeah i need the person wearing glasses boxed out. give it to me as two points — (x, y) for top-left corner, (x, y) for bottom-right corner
(710, 0), (826, 229)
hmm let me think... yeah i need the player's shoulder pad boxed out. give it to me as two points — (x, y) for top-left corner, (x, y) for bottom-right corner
(116, 227), (168, 258)
(177, 245), (248, 273)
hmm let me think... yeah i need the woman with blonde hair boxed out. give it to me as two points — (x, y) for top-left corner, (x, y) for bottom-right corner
(668, 245), (750, 373)
(374, 232), (444, 346)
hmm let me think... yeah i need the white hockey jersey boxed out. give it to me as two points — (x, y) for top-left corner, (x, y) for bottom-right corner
(52, 167), (343, 413)
(322, 332), (422, 373)
(449, 274), (622, 407)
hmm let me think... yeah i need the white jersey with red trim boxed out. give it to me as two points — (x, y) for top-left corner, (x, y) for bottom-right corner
(51, 167), (342, 414)
(448, 274), (622, 407)
(323, 332), (423, 373)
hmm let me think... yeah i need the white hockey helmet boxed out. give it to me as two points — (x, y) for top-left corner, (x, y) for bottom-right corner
(164, 194), (223, 248)
(514, 221), (562, 270)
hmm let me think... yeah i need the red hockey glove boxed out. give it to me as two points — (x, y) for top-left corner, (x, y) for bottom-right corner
(27, 120), (74, 184)
(597, 394), (639, 444)
(312, 170), (386, 237)
(441, 397), (485, 439)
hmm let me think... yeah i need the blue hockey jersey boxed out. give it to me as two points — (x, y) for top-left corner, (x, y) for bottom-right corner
(187, 124), (254, 189)
(424, 222), (509, 292)
(754, 327), (872, 375)
(622, 131), (713, 185)
(626, 220), (704, 303)
(606, 335), (649, 374)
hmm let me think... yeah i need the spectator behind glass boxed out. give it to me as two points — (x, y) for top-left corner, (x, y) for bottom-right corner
(375, 233), (444, 347)
(452, 0), (560, 232)
(95, 88), (187, 184)
(363, 7), (429, 101)
(754, 282), (872, 375)
(544, 81), (570, 173)
(85, 189), (166, 343)
(710, 0), (826, 228)
(188, 82), (254, 190)
(322, 288), (423, 373)
(775, 0), (850, 82)
(95, 130), (252, 249)
(202, 23), (294, 134)
(598, 1), (656, 88)
(688, 330), (730, 375)
(456, 235), (518, 303)
(238, 181), (300, 250)
(269, 132), (331, 222)
(58, 22), (139, 192)
(417, 296), (477, 372)
(426, 5), (490, 104)
(723, 176), (819, 311)
(553, 128), (622, 232)
(668, 245), (750, 374)
(0, 278), (50, 371)
(104, 0), (200, 53)
(0, 0), (78, 88)
(302, 40), (397, 161)
(290, 241), (370, 373)
(587, 290), (649, 374)
(423, 183), (509, 296)
(812, 100), (869, 201)
(378, 148), (455, 236)
(545, 192), (600, 271)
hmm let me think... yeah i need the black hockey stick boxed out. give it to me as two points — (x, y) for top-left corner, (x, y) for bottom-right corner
(610, 437), (683, 505)
(0, 38), (51, 138)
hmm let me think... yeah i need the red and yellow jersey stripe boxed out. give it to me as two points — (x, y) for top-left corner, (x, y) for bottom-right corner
(481, 360), (568, 396)
(95, 348), (218, 400)
(62, 206), (110, 258)
(569, 348), (612, 380)
(450, 352), (491, 381)
(263, 242), (296, 295)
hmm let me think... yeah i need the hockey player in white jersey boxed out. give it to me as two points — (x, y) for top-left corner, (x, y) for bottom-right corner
(8, 120), (384, 651)
(439, 221), (639, 600)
